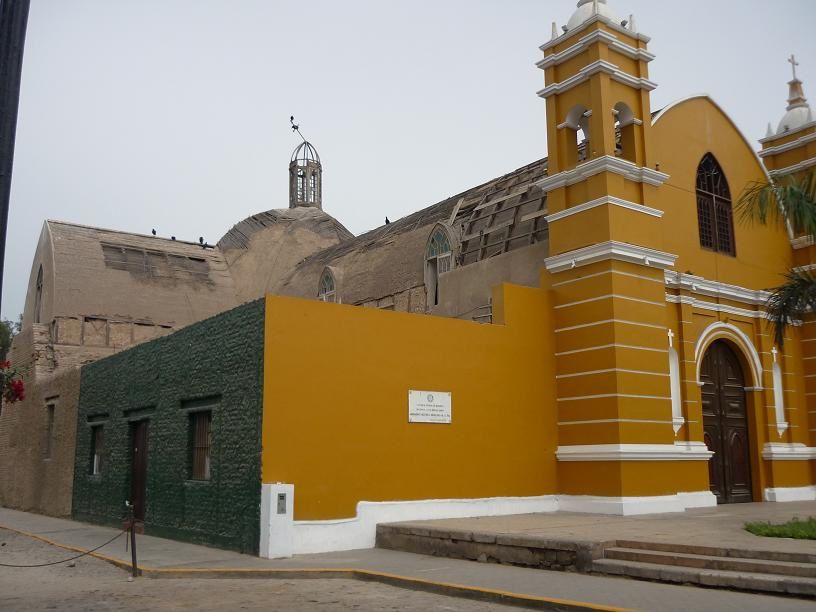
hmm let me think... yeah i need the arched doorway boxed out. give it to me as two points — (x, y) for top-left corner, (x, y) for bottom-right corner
(701, 340), (753, 503)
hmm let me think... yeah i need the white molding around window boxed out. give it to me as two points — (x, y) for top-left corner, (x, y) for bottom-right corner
(545, 240), (677, 273)
(556, 442), (713, 462)
(536, 156), (670, 193)
(545, 196), (663, 223)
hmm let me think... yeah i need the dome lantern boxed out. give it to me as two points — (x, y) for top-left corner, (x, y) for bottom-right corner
(288, 118), (323, 210)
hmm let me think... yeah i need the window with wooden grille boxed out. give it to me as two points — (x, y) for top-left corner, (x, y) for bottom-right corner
(695, 154), (735, 256)
(90, 426), (104, 475)
(425, 228), (453, 307)
(190, 411), (212, 481)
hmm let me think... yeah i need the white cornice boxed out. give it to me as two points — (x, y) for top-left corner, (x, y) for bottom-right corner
(545, 240), (677, 273)
(759, 120), (816, 145)
(769, 156), (816, 178)
(536, 29), (654, 71)
(762, 443), (816, 461)
(556, 442), (713, 462)
(540, 15), (650, 54)
(665, 294), (767, 320)
(664, 271), (770, 306)
(759, 131), (816, 157)
(537, 59), (657, 99)
(545, 196), (663, 223)
(535, 156), (670, 193)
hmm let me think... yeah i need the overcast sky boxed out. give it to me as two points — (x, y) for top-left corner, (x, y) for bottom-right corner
(3, 0), (815, 320)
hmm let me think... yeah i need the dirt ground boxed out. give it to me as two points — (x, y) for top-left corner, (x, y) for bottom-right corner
(0, 528), (531, 611)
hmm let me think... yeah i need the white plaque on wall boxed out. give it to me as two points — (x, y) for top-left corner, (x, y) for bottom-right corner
(408, 390), (452, 424)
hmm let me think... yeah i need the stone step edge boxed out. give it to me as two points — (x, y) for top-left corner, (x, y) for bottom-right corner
(604, 547), (816, 578)
(615, 539), (816, 565)
(592, 558), (816, 597)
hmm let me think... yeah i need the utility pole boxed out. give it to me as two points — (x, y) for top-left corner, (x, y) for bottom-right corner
(0, 0), (30, 312)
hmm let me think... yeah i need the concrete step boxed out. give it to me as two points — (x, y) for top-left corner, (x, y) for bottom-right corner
(615, 539), (816, 565)
(605, 546), (816, 578)
(592, 558), (816, 597)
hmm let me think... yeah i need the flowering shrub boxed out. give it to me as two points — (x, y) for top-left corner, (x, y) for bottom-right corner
(0, 361), (25, 403)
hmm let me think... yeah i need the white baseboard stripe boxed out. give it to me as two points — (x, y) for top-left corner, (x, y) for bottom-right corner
(259, 488), (721, 557)
(763, 486), (816, 502)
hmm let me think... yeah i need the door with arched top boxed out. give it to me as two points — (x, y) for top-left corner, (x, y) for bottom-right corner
(701, 340), (753, 503)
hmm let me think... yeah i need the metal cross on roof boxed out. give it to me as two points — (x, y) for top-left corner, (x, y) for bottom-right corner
(789, 54), (799, 80)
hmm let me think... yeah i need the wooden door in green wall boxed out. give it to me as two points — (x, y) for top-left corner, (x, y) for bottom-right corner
(129, 420), (149, 521)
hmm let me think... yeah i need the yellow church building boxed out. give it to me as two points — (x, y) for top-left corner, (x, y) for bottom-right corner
(1, 0), (814, 558)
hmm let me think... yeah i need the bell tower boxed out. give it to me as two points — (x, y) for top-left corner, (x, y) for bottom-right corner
(538, 2), (712, 510)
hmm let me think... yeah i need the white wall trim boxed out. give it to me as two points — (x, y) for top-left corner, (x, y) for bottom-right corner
(261, 489), (722, 556)
(763, 486), (816, 502)
(536, 59), (657, 99)
(759, 120), (816, 144)
(762, 443), (816, 461)
(260, 483), (295, 559)
(665, 294), (771, 320)
(693, 321), (764, 388)
(545, 196), (663, 223)
(664, 271), (770, 306)
(536, 156), (670, 192)
(546, 240), (677, 273)
(540, 14), (650, 54)
(770, 156), (816, 178)
(558, 491), (716, 515)
(759, 131), (816, 157)
(537, 29), (654, 70)
(556, 443), (713, 462)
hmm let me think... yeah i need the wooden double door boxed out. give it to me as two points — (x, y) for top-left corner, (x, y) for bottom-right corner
(701, 340), (753, 504)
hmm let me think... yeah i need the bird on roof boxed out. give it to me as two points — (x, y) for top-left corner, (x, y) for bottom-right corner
(151, 229), (156, 236)
(385, 217), (390, 225)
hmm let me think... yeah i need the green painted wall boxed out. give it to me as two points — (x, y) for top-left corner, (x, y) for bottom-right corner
(72, 300), (264, 554)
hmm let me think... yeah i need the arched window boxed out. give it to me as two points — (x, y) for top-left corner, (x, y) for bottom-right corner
(695, 154), (735, 256)
(34, 265), (43, 324)
(317, 268), (336, 303)
(564, 105), (591, 167)
(613, 102), (636, 162)
(425, 227), (453, 308)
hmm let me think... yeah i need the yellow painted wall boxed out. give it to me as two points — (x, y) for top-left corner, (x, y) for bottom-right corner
(652, 96), (793, 290)
(262, 284), (558, 520)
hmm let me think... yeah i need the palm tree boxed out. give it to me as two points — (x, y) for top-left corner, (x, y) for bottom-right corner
(737, 171), (816, 346)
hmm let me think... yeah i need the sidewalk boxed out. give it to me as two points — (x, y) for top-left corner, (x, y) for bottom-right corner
(1, 506), (814, 612)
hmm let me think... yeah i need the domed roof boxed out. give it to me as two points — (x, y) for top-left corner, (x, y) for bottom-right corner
(291, 141), (320, 164)
(567, 0), (618, 31)
(777, 105), (813, 134)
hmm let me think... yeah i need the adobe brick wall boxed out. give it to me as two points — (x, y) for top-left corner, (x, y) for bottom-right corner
(72, 299), (264, 554)
(0, 367), (81, 517)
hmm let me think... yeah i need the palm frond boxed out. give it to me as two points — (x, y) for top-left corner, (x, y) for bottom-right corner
(737, 171), (816, 236)
(767, 269), (816, 347)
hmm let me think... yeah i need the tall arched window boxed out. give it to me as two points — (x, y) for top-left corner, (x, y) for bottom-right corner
(317, 268), (336, 303)
(696, 154), (735, 255)
(425, 227), (453, 307)
(34, 265), (43, 324)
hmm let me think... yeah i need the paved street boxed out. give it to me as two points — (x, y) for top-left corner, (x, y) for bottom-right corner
(0, 528), (528, 612)
(2, 507), (816, 611)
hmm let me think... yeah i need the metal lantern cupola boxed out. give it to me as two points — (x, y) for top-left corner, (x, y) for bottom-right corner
(289, 118), (323, 210)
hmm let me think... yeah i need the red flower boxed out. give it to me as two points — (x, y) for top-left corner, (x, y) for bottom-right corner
(0, 361), (9, 370)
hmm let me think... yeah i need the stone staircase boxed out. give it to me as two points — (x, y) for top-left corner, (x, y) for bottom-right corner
(592, 540), (816, 597)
